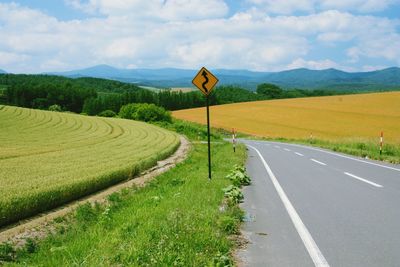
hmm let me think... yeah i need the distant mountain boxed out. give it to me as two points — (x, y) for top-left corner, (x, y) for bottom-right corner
(49, 65), (400, 91)
(262, 67), (400, 90)
(0, 69), (7, 74)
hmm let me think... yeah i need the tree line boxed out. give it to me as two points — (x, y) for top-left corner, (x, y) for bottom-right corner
(81, 85), (269, 115)
(82, 90), (205, 115)
(255, 83), (356, 99)
(0, 74), (359, 115)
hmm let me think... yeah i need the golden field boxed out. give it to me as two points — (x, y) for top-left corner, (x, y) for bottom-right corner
(173, 92), (400, 144)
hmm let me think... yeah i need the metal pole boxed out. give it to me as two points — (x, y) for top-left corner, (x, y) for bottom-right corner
(206, 95), (211, 180)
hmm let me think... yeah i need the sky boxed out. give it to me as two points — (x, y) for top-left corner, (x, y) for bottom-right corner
(0, 0), (399, 73)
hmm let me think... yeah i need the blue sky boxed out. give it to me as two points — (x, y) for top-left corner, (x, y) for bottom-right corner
(0, 0), (399, 73)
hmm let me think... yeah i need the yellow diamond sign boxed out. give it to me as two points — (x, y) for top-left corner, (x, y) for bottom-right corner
(192, 67), (219, 96)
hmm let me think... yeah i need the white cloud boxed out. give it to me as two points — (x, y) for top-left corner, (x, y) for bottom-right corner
(0, 2), (399, 73)
(352, 34), (400, 61)
(287, 58), (339, 70)
(347, 47), (361, 62)
(0, 51), (30, 65)
(65, 0), (229, 20)
(320, 0), (400, 13)
(246, 0), (315, 14)
(247, 0), (400, 14)
(317, 32), (353, 42)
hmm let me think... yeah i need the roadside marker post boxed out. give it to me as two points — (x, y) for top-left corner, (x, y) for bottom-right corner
(192, 67), (219, 180)
(380, 131), (384, 155)
(232, 128), (237, 153)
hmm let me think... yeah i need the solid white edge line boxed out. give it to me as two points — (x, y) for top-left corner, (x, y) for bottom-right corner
(344, 172), (383, 188)
(295, 152), (304, 157)
(311, 159), (327, 166)
(276, 142), (400, 172)
(247, 145), (330, 267)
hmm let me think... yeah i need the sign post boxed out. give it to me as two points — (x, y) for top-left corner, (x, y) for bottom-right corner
(192, 67), (219, 180)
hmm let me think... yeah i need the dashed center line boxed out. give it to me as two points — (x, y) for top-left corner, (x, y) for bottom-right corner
(311, 159), (327, 166)
(344, 172), (383, 188)
(275, 145), (280, 149)
(284, 148), (291, 152)
(295, 152), (304, 157)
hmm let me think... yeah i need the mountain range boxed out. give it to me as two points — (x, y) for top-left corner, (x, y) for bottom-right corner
(16, 65), (400, 91)
(0, 69), (6, 74)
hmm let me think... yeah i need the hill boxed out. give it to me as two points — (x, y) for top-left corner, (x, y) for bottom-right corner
(51, 65), (400, 91)
(0, 73), (143, 93)
(172, 92), (400, 144)
(264, 67), (400, 90)
(0, 105), (180, 226)
(0, 69), (6, 74)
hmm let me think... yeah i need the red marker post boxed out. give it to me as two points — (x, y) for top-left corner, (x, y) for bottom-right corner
(232, 128), (237, 153)
(380, 131), (383, 155)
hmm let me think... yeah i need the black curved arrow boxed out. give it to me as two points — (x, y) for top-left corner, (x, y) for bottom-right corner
(201, 70), (209, 93)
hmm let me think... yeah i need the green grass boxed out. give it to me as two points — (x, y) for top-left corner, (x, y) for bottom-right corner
(306, 139), (400, 164)
(154, 119), (226, 141)
(0, 105), (180, 226)
(3, 124), (247, 266)
(247, 135), (400, 164)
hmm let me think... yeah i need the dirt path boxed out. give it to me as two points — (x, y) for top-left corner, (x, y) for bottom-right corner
(0, 136), (190, 245)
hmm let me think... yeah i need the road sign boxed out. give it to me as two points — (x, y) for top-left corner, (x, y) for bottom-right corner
(192, 67), (219, 180)
(192, 67), (219, 96)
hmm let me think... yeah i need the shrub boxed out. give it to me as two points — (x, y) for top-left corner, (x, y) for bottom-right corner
(226, 165), (251, 187)
(48, 104), (62, 112)
(119, 103), (139, 119)
(119, 103), (171, 123)
(134, 103), (171, 122)
(98, 110), (117, 117)
(222, 185), (244, 206)
(0, 242), (15, 262)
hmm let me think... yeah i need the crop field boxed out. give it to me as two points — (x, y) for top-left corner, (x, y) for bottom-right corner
(173, 92), (400, 144)
(0, 105), (180, 226)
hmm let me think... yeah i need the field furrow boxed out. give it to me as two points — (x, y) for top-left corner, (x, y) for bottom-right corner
(0, 105), (180, 226)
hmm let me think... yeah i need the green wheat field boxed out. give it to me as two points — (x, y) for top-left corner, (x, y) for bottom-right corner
(0, 105), (180, 227)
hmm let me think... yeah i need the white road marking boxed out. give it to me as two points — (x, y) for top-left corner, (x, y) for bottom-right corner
(344, 172), (383, 188)
(311, 159), (327, 166)
(284, 148), (291, 152)
(275, 145), (281, 149)
(273, 142), (400, 172)
(247, 145), (330, 267)
(295, 152), (304, 157)
(265, 144), (270, 146)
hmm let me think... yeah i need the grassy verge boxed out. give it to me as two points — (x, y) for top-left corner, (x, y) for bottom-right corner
(245, 134), (400, 164)
(2, 121), (247, 266)
(168, 119), (399, 164)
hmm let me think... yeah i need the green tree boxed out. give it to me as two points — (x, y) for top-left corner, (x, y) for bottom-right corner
(98, 110), (117, 117)
(256, 83), (283, 99)
(119, 103), (171, 123)
(134, 103), (171, 122)
(48, 104), (62, 112)
(119, 103), (139, 119)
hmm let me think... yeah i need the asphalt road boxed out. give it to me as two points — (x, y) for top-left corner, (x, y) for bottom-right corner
(237, 140), (400, 267)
